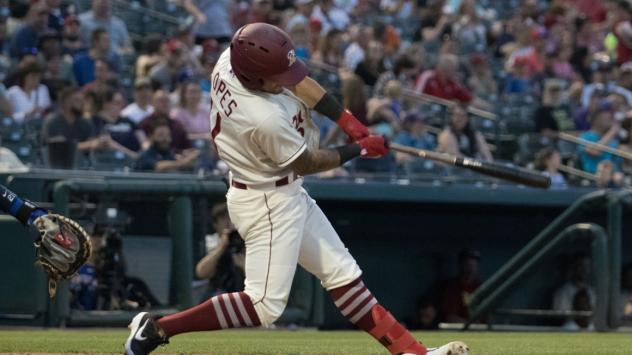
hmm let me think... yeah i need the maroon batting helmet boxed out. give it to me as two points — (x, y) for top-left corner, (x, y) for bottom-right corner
(230, 23), (309, 90)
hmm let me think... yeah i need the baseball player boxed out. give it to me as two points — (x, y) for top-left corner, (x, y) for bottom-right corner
(125, 23), (469, 355)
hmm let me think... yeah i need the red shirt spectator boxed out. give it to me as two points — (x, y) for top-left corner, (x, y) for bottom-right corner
(438, 249), (483, 323)
(612, 1), (632, 65)
(415, 54), (472, 103)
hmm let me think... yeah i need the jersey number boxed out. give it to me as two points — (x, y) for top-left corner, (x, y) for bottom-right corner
(292, 112), (305, 137)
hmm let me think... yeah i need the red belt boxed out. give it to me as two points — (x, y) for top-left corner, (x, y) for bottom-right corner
(231, 176), (291, 190)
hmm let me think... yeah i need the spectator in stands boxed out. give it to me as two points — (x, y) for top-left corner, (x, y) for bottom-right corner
(82, 59), (115, 95)
(135, 34), (163, 79)
(534, 147), (566, 188)
(134, 121), (200, 172)
(92, 88), (143, 158)
(149, 39), (187, 92)
(79, 0), (132, 54)
(0, 136), (28, 172)
(416, 53), (489, 109)
(139, 90), (191, 152)
(8, 0), (48, 59)
(0, 83), (13, 118)
(553, 252), (595, 330)
(73, 28), (120, 87)
(618, 117), (632, 175)
(60, 15), (84, 57)
(467, 53), (497, 100)
(453, 0), (487, 54)
(373, 54), (417, 98)
(196, 202), (245, 298)
(611, 0), (632, 65)
(534, 79), (573, 137)
(621, 263), (632, 318)
(45, 0), (66, 35)
(312, 0), (349, 35)
(6, 62), (51, 123)
(41, 51), (74, 101)
(344, 25), (373, 74)
(311, 28), (344, 69)
(578, 100), (622, 174)
(171, 81), (210, 139)
(595, 160), (621, 188)
(438, 104), (493, 161)
(580, 56), (614, 108)
(406, 298), (439, 330)
(41, 87), (98, 168)
(502, 57), (535, 96)
(286, 0), (315, 34)
(353, 38), (386, 87)
(121, 77), (154, 125)
(415, 0), (453, 43)
(182, 0), (233, 44)
(288, 22), (311, 61)
(438, 249), (482, 323)
(3, 47), (38, 88)
(394, 111), (436, 173)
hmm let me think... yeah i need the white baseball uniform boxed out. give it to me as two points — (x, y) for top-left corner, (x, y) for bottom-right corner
(210, 48), (362, 326)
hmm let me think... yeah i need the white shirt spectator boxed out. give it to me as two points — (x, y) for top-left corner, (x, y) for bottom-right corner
(6, 84), (51, 123)
(312, 4), (350, 35)
(344, 42), (365, 72)
(121, 103), (155, 124)
(553, 283), (596, 312)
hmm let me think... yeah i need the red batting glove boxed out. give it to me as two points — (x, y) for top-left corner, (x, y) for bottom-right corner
(357, 135), (389, 158)
(337, 110), (370, 141)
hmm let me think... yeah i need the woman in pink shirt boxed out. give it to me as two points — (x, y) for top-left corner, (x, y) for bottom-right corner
(170, 81), (211, 139)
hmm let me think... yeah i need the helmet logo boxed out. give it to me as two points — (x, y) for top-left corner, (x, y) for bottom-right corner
(287, 49), (296, 67)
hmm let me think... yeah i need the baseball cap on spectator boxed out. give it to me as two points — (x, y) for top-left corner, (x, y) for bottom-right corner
(592, 99), (614, 118)
(19, 47), (38, 59)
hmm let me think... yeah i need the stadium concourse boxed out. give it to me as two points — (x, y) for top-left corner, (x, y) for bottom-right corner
(0, 0), (632, 354)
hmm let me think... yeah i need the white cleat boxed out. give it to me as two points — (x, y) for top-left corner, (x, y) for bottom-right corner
(424, 341), (470, 355)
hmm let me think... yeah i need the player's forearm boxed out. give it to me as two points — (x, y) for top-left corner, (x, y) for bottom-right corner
(291, 145), (361, 176)
(0, 184), (46, 225)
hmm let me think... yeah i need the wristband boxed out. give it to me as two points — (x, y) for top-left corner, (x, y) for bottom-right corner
(335, 144), (362, 164)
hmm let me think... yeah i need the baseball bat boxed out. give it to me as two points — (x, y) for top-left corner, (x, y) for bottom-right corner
(390, 143), (551, 189)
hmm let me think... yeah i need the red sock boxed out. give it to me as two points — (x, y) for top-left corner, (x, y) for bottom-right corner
(157, 292), (261, 337)
(329, 279), (427, 355)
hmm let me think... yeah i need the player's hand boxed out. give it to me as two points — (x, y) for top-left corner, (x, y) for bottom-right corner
(357, 135), (389, 158)
(338, 110), (370, 141)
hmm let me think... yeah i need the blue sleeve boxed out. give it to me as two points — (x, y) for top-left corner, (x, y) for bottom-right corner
(0, 184), (46, 225)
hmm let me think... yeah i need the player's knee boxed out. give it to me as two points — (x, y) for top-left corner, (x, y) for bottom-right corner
(253, 298), (287, 327)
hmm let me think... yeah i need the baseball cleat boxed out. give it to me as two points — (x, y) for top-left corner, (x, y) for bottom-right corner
(424, 341), (470, 355)
(124, 312), (169, 355)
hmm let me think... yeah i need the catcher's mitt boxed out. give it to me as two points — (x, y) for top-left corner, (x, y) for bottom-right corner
(32, 213), (91, 297)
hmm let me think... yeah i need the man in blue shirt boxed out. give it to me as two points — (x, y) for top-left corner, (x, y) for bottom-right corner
(9, 2), (49, 59)
(578, 101), (622, 174)
(72, 28), (120, 86)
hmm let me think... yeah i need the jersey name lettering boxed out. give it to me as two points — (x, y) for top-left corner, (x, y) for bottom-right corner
(213, 72), (238, 117)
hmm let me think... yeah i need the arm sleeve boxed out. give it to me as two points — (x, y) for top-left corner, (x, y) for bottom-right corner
(252, 111), (307, 168)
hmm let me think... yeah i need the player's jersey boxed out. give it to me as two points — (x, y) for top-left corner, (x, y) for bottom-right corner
(209, 49), (319, 186)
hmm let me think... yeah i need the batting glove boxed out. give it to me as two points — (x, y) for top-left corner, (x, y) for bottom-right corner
(357, 135), (389, 158)
(338, 110), (370, 141)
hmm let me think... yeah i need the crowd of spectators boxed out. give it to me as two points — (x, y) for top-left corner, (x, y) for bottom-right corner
(3, 0), (632, 188)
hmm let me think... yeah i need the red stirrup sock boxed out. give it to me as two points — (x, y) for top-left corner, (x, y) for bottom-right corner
(329, 278), (427, 355)
(157, 292), (261, 337)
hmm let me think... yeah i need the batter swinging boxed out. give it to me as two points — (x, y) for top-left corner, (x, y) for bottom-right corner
(125, 23), (469, 355)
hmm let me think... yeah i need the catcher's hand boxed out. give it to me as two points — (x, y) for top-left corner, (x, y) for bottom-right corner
(32, 214), (91, 297)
